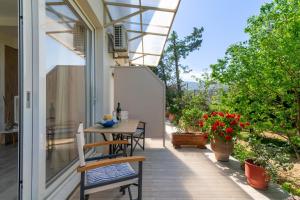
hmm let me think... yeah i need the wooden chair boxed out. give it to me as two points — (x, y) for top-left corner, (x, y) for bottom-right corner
(127, 121), (146, 152)
(76, 123), (145, 200)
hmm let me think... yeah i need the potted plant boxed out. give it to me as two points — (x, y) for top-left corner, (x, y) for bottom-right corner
(168, 103), (180, 122)
(207, 112), (249, 161)
(172, 108), (208, 149)
(245, 136), (293, 190)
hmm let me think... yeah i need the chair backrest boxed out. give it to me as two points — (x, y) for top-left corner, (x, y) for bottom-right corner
(76, 123), (86, 167)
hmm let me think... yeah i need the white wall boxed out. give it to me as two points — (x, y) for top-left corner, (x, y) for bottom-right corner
(114, 66), (166, 139)
(77, 0), (116, 121)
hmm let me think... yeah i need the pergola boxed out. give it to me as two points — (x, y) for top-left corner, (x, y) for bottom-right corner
(102, 0), (181, 67)
(45, 0), (180, 67)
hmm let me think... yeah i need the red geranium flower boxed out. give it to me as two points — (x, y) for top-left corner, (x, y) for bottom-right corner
(226, 113), (235, 119)
(245, 122), (250, 126)
(198, 120), (204, 127)
(212, 124), (218, 131)
(218, 112), (224, 117)
(203, 113), (209, 120)
(219, 122), (225, 127)
(240, 122), (245, 128)
(211, 111), (218, 116)
(230, 120), (238, 126)
(225, 127), (233, 134)
(225, 135), (232, 141)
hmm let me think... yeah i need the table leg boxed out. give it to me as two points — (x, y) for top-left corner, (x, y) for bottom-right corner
(130, 135), (133, 156)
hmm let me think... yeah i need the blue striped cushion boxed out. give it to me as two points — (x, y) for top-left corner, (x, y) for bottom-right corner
(86, 162), (137, 186)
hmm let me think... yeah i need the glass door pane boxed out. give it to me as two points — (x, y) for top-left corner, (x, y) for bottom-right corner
(0, 0), (19, 199)
(45, 0), (90, 183)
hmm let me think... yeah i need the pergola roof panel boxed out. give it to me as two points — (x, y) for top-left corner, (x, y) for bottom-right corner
(107, 5), (139, 20)
(103, 0), (180, 67)
(142, 10), (174, 26)
(141, 0), (180, 9)
(143, 34), (166, 54)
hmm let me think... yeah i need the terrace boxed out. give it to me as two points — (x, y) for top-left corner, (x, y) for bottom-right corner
(70, 122), (289, 200)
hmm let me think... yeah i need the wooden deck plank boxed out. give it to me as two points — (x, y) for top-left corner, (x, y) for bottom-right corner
(70, 145), (253, 199)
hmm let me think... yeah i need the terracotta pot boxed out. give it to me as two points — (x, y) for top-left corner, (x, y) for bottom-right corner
(168, 114), (175, 122)
(211, 139), (233, 162)
(172, 132), (208, 149)
(245, 159), (269, 190)
(165, 111), (170, 118)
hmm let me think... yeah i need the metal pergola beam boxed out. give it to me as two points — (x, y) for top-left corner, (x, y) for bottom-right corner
(128, 32), (167, 42)
(104, 9), (148, 28)
(102, 0), (181, 67)
(123, 21), (170, 28)
(46, 30), (73, 34)
(130, 55), (144, 62)
(46, 2), (66, 6)
(127, 30), (167, 36)
(129, 51), (161, 57)
(104, 2), (176, 13)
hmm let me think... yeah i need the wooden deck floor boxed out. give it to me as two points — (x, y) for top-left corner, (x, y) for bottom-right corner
(69, 123), (289, 200)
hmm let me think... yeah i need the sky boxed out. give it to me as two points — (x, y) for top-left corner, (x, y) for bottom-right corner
(171, 0), (271, 81)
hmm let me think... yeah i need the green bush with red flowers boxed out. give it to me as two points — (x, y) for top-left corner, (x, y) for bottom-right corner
(204, 111), (250, 142)
(179, 108), (206, 132)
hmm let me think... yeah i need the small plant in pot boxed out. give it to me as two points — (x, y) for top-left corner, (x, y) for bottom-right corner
(168, 102), (181, 122)
(206, 112), (250, 162)
(172, 108), (208, 149)
(245, 136), (293, 190)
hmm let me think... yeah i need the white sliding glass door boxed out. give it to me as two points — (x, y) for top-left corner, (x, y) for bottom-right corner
(0, 0), (21, 199)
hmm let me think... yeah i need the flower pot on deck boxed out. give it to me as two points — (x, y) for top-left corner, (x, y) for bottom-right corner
(169, 114), (175, 122)
(245, 159), (269, 190)
(211, 139), (233, 162)
(172, 132), (208, 149)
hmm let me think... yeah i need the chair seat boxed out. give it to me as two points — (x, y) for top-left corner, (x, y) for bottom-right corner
(85, 162), (137, 187)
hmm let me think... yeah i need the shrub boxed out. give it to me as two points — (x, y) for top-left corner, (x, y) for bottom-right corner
(282, 182), (300, 196)
(232, 143), (253, 164)
(179, 108), (204, 132)
(248, 136), (293, 181)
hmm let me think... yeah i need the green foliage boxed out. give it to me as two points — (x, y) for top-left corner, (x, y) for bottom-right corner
(210, 0), (300, 146)
(282, 182), (300, 196)
(237, 131), (251, 141)
(233, 143), (253, 164)
(291, 135), (300, 148)
(248, 136), (293, 181)
(179, 108), (204, 132)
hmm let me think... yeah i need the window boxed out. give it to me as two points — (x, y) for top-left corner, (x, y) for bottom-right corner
(45, 0), (91, 183)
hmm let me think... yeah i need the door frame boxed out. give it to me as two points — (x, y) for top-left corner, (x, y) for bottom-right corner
(19, 0), (34, 199)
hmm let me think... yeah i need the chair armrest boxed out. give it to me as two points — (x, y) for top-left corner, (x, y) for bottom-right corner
(77, 156), (145, 172)
(84, 140), (129, 149)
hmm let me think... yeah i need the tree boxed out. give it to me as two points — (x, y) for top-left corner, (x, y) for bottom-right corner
(211, 0), (300, 157)
(165, 27), (204, 96)
(152, 54), (173, 88)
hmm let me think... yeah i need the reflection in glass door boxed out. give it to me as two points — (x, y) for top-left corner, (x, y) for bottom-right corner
(45, 0), (91, 184)
(0, 0), (20, 199)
